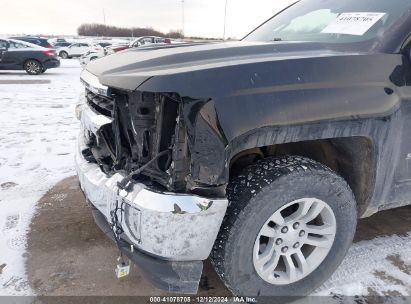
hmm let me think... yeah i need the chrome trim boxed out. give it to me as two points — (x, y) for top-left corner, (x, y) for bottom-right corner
(80, 69), (110, 97)
(75, 103), (228, 261)
(78, 103), (112, 134)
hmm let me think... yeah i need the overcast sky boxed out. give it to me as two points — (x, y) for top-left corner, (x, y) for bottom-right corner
(0, 0), (296, 38)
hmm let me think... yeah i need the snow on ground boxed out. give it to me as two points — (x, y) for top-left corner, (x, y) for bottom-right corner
(315, 233), (411, 296)
(0, 60), (81, 294)
(0, 58), (410, 297)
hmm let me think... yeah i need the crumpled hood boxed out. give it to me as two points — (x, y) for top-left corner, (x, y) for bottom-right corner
(86, 41), (354, 92)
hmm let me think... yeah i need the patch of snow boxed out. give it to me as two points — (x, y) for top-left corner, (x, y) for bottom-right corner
(315, 232), (411, 296)
(0, 59), (82, 295)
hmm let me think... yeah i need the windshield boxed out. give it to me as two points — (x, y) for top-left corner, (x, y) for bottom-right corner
(244, 0), (411, 44)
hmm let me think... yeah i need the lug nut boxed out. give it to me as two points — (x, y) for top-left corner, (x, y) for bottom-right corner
(281, 246), (288, 253)
(293, 242), (300, 248)
(299, 230), (306, 237)
(293, 222), (300, 229)
(281, 226), (288, 233)
(275, 238), (283, 245)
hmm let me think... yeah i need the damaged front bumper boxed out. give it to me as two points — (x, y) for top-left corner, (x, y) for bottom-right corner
(75, 103), (228, 293)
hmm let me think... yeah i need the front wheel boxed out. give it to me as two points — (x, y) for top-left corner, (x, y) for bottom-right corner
(211, 156), (357, 297)
(24, 60), (43, 75)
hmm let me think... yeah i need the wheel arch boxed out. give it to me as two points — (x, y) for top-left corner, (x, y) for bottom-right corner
(228, 135), (375, 218)
(23, 58), (44, 74)
(59, 50), (68, 56)
(23, 58), (42, 67)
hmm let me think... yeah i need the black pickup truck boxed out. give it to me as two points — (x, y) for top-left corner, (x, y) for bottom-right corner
(75, 0), (411, 297)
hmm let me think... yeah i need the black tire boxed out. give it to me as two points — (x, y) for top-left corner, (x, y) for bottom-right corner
(24, 59), (43, 75)
(210, 156), (357, 297)
(59, 51), (68, 59)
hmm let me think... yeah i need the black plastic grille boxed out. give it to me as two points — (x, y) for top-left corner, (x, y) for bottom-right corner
(85, 89), (114, 117)
(84, 89), (184, 190)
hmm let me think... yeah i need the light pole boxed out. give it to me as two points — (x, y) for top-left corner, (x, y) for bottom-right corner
(223, 0), (228, 40)
(102, 8), (106, 37)
(182, 0), (185, 37)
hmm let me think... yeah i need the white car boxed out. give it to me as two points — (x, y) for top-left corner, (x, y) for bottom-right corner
(57, 43), (103, 59)
(79, 49), (106, 68)
(129, 36), (170, 48)
(106, 36), (171, 55)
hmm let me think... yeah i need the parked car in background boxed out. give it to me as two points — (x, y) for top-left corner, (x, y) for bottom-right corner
(107, 36), (171, 54)
(79, 49), (107, 68)
(9, 36), (53, 49)
(80, 42), (173, 68)
(108, 43), (130, 53)
(57, 43), (104, 59)
(51, 38), (67, 43)
(57, 42), (90, 59)
(95, 42), (112, 48)
(52, 42), (71, 49)
(0, 39), (59, 74)
(129, 36), (171, 48)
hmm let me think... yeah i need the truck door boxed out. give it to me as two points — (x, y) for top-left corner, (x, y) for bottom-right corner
(387, 47), (411, 205)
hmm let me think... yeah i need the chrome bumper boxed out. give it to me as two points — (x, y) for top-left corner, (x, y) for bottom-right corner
(75, 103), (228, 261)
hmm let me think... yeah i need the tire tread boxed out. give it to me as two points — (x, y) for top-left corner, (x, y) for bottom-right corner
(210, 155), (355, 295)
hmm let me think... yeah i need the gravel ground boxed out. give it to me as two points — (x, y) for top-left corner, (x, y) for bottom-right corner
(0, 59), (410, 297)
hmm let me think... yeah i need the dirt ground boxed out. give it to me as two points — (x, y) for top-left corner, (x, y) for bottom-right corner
(26, 176), (229, 297)
(26, 176), (411, 297)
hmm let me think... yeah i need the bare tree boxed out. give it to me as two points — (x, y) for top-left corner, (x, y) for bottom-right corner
(167, 30), (184, 39)
(77, 23), (167, 37)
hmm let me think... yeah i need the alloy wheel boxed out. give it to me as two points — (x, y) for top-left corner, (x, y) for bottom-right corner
(25, 60), (41, 74)
(253, 198), (336, 285)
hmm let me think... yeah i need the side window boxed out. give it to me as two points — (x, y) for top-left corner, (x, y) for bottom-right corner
(8, 41), (28, 49)
(0, 40), (9, 49)
(140, 38), (152, 45)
